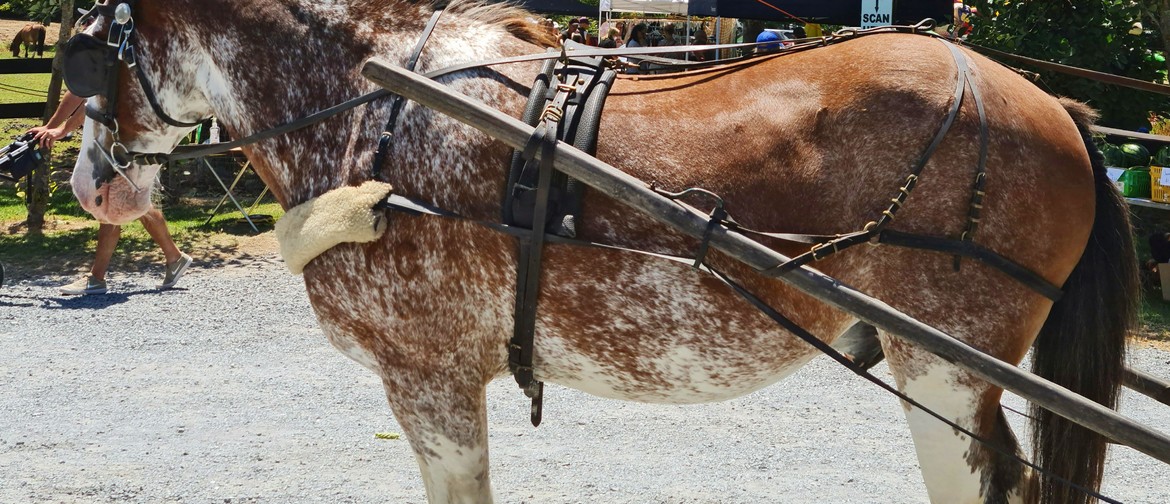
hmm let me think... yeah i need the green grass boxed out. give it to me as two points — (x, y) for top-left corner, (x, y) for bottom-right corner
(1, 178), (284, 276)
(0, 47), (56, 105)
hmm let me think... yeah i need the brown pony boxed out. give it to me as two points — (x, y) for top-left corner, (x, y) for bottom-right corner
(8, 23), (45, 58)
(67, 1), (1137, 503)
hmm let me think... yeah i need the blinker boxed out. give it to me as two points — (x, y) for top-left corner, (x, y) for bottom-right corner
(62, 33), (113, 98)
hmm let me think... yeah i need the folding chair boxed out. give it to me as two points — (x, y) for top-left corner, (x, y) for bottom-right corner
(202, 148), (269, 232)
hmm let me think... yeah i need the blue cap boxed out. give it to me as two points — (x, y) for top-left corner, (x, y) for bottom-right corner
(756, 31), (781, 51)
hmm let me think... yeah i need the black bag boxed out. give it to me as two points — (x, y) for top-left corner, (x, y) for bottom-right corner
(0, 132), (45, 182)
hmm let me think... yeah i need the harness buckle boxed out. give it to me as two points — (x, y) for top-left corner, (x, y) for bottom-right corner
(541, 104), (564, 123)
(810, 240), (838, 261)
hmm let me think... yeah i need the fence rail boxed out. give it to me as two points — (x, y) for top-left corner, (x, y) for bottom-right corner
(0, 57), (53, 120)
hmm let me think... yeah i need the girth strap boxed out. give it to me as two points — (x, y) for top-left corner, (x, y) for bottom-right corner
(505, 48), (616, 426)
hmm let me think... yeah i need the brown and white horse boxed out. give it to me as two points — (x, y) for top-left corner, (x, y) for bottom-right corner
(68, 1), (1137, 503)
(8, 23), (45, 58)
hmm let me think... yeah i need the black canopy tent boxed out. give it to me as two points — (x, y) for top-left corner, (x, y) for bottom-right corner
(506, 0), (597, 17)
(504, 1), (954, 25)
(687, 0), (954, 25)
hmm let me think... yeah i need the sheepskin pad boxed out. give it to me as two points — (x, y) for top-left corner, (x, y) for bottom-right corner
(274, 181), (394, 274)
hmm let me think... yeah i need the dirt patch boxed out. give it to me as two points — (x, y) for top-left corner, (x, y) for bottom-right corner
(0, 19), (63, 55)
(1, 215), (282, 284)
(1133, 328), (1170, 352)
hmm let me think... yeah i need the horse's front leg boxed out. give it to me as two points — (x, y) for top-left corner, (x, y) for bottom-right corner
(381, 371), (495, 504)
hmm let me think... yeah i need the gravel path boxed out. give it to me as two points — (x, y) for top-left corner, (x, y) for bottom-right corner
(1, 254), (1168, 503)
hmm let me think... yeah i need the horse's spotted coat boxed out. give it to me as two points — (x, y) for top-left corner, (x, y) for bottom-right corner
(68, 2), (1128, 503)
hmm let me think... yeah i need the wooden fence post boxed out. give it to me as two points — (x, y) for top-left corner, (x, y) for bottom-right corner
(25, 0), (74, 234)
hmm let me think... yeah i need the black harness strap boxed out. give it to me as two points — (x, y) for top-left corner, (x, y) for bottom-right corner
(135, 90), (392, 164)
(122, 44), (201, 128)
(371, 7), (445, 180)
(504, 49), (616, 426)
(878, 230), (1062, 301)
(509, 87), (569, 427)
(128, 8), (445, 167)
(955, 58), (991, 270)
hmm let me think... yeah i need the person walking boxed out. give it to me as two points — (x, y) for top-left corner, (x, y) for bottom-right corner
(29, 91), (193, 295)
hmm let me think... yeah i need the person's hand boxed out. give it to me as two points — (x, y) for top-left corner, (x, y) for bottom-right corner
(26, 125), (68, 150)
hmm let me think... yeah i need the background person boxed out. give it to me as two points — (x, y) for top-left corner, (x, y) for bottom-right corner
(621, 23), (650, 74)
(599, 27), (622, 49)
(755, 30), (782, 52)
(28, 91), (193, 295)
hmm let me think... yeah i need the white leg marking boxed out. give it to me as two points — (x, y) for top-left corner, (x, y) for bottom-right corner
(900, 363), (986, 504)
(414, 433), (494, 504)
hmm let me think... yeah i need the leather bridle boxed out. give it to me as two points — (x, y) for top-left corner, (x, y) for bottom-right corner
(67, 1), (202, 190)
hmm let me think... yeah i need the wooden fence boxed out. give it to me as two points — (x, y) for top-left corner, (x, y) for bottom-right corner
(0, 57), (52, 119)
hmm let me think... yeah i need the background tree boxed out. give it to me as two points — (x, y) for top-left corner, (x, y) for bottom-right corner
(966, 0), (1168, 129)
(11, 0), (66, 233)
(1140, 0), (1170, 76)
(0, 0), (60, 22)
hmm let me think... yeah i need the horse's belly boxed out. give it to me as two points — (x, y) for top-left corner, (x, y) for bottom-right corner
(532, 256), (833, 404)
(536, 338), (819, 403)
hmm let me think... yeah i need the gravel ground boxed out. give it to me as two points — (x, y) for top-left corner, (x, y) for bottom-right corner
(1, 253), (1168, 503)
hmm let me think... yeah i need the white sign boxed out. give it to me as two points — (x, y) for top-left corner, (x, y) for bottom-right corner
(861, 0), (893, 29)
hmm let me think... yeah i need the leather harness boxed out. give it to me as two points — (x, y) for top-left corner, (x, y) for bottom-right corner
(503, 45), (617, 425)
(76, 6), (1066, 426)
(371, 21), (1067, 427)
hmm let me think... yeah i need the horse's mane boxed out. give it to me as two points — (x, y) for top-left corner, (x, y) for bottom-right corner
(434, 0), (558, 48)
(7, 32), (20, 53)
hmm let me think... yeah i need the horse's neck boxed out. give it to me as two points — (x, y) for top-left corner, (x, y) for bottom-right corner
(200, 1), (532, 208)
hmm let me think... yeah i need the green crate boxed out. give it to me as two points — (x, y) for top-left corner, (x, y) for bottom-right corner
(1120, 168), (1152, 198)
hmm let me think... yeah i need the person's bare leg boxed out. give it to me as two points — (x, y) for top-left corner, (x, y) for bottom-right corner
(139, 207), (181, 265)
(89, 223), (121, 282)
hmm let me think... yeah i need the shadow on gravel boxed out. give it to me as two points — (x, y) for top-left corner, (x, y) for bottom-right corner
(32, 287), (189, 310)
(0, 293), (41, 307)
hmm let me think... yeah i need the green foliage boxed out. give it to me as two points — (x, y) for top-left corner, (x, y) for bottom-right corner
(967, 0), (1169, 129)
(1, 0), (58, 22)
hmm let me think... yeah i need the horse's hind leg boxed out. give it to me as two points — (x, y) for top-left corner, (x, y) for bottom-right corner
(380, 374), (494, 504)
(881, 333), (1028, 504)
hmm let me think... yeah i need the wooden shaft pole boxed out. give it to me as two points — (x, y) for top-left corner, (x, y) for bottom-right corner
(361, 58), (1170, 465)
(1125, 367), (1170, 407)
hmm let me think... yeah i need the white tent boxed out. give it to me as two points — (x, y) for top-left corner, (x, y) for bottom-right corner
(603, 0), (689, 16)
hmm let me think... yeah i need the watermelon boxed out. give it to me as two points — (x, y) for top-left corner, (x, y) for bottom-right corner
(1119, 143), (1151, 168)
(1101, 143), (1125, 167)
(1155, 146), (1170, 167)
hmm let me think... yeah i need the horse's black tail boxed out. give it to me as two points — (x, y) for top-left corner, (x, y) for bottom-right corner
(35, 27), (45, 57)
(1029, 99), (1137, 504)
